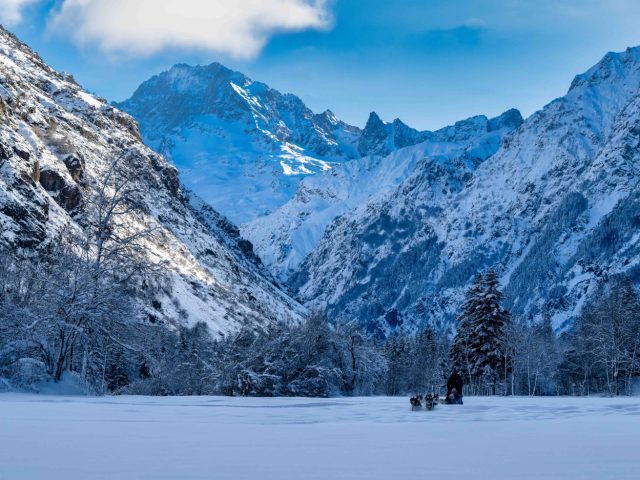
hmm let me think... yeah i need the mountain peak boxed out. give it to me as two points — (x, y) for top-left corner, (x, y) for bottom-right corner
(365, 111), (384, 128)
(163, 62), (250, 89)
(488, 108), (524, 131)
(358, 112), (391, 156)
(322, 109), (337, 121)
(568, 45), (640, 93)
(117, 62), (362, 224)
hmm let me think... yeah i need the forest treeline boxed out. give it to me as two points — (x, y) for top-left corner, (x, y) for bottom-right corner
(2, 245), (639, 397)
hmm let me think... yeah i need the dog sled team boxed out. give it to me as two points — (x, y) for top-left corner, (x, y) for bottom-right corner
(409, 368), (464, 410)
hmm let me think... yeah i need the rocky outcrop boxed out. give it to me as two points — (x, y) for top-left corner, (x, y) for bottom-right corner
(39, 168), (82, 212)
(63, 154), (85, 182)
(357, 112), (433, 157)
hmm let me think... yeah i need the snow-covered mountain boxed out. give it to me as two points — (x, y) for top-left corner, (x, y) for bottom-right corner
(0, 27), (303, 336)
(115, 63), (361, 224)
(64, 26), (640, 337)
(118, 62), (517, 280)
(290, 46), (640, 335)
(243, 109), (523, 280)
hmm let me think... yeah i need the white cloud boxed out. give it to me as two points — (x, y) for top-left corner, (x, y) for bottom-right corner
(49, 0), (331, 59)
(0, 0), (38, 25)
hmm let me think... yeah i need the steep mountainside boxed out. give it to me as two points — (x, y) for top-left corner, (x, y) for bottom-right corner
(291, 47), (640, 335)
(243, 110), (523, 280)
(0, 27), (303, 336)
(115, 64), (361, 224)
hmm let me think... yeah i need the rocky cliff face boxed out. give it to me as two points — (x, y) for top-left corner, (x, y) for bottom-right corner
(357, 112), (429, 157)
(290, 47), (640, 335)
(0, 27), (303, 336)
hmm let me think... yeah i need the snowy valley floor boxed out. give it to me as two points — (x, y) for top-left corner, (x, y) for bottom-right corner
(0, 395), (639, 480)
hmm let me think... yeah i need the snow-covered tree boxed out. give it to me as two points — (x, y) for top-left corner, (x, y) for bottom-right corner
(450, 274), (483, 390)
(507, 314), (559, 396)
(451, 271), (511, 395)
(0, 154), (161, 390)
(559, 276), (640, 396)
(334, 321), (387, 395)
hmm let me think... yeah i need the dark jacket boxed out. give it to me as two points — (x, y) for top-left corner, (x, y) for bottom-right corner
(447, 372), (463, 397)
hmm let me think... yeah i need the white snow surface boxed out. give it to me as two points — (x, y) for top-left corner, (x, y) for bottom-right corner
(1, 394), (638, 480)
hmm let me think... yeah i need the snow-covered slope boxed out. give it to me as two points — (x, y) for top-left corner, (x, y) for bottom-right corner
(115, 64), (361, 224)
(0, 27), (303, 335)
(243, 110), (523, 280)
(291, 47), (640, 335)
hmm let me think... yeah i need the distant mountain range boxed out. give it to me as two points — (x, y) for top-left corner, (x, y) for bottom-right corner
(116, 67), (523, 281)
(120, 46), (640, 335)
(244, 109), (523, 280)
(4, 23), (640, 337)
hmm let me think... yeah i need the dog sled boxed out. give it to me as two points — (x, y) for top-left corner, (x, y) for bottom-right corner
(409, 392), (463, 410)
(409, 393), (439, 411)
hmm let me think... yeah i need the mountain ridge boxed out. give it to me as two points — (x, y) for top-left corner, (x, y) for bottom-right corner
(289, 45), (640, 334)
(115, 62), (362, 224)
(243, 108), (523, 280)
(118, 61), (499, 226)
(0, 25), (304, 336)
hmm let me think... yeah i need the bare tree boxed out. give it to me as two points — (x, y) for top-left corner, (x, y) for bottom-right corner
(0, 153), (161, 388)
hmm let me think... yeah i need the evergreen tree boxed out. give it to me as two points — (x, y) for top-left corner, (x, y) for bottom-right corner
(450, 274), (483, 392)
(469, 270), (511, 394)
(451, 270), (511, 395)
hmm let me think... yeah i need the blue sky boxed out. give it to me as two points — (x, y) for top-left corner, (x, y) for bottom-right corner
(3, 0), (640, 130)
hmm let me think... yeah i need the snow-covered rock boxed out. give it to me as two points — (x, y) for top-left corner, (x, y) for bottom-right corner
(290, 46), (640, 335)
(243, 110), (522, 280)
(115, 63), (361, 224)
(0, 27), (303, 336)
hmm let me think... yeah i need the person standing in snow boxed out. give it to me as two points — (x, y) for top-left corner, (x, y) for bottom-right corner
(446, 368), (464, 404)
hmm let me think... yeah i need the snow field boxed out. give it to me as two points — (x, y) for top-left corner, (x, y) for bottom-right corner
(0, 395), (638, 480)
